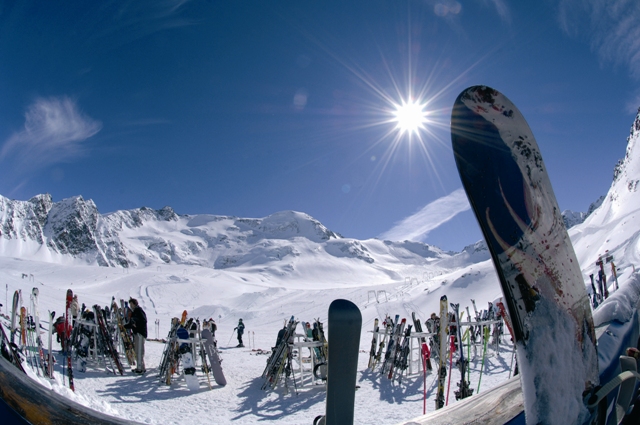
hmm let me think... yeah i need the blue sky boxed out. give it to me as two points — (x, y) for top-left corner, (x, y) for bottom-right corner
(1, 0), (639, 252)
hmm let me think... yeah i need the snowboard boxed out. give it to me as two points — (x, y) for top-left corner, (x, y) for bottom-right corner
(10, 290), (19, 345)
(317, 299), (362, 425)
(201, 328), (227, 386)
(176, 327), (199, 391)
(451, 85), (598, 423)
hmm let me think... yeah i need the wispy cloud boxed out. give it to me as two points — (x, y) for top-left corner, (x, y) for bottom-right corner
(1, 97), (102, 170)
(90, 0), (197, 46)
(379, 188), (470, 242)
(484, 0), (511, 23)
(557, 0), (640, 79)
(433, 1), (510, 21)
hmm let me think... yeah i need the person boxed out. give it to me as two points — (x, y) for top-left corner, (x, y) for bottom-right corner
(304, 322), (316, 358)
(209, 318), (217, 337)
(234, 318), (245, 347)
(70, 295), (79, 324)
(275, 323), (287, 348)
(124, 298), (147, 373)
(54, 316), (67, 344)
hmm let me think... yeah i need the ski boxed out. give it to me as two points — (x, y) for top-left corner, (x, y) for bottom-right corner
(111, 299), (136, 367)
(393, 324), (412, 382)
(47, 310), (55, 380)
(371, 317), (391, 370)
(477, 325), (490, 393)
(196, 320), (212, 390)
(31, 288), (47, 377)
(261, 316), (297, 390)
(65, 290), (75, 391)
(158, 317), (181, 385)
(93, 305), (124, 375)
(451, 85), (598, 423)
(381, 315), (401, 376)
(451, 303), (473, 401)
(386, 318), (406, 379)
(367, 318), (379, 370)
(411, 312), (432, 371)
(435, 296), (448, 410)
(495, 300), (515, 342)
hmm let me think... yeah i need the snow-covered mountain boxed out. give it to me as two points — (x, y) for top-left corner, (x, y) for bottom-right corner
(562, 195), (605, 229)
(0, 193), (487, 286)
(569, 107), (640, 282)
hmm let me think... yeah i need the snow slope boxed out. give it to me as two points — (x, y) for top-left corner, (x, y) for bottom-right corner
(1, 108), (640, 424)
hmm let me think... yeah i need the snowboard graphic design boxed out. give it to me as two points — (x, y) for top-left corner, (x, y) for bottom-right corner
(451, 85), (598, 423)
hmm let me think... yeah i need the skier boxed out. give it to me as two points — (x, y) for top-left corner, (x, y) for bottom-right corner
(234, 318), (245, 347)
(124, 298), (147, 374)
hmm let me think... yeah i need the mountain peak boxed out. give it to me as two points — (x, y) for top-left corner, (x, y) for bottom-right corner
(613, 107), (640, 185)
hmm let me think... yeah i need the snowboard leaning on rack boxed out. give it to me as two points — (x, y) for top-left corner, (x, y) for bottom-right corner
(314, 299), (362, 425)
(451, 85), (598, 423)
(201, 328), (226, 386)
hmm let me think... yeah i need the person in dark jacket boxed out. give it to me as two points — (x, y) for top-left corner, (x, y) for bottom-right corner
(234, 318), (245, 347)
(124, 298), (147, 373)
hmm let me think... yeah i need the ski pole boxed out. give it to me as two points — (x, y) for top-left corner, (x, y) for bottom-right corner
(422, 349), (427, 415)
(508, 344), (516, 379)
(467, 328), (472, 383)
(445, 335), (455, 406)
(227, 329), (235, 346)
(477, 326), (490, 393)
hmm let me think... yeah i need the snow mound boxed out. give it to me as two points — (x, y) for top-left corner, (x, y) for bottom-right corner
(593, 272), (640, 326)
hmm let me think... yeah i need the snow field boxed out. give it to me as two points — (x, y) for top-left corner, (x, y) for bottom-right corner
(0, 256), (513, 424)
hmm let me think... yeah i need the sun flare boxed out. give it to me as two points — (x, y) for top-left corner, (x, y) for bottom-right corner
(393, 99), (428, 135)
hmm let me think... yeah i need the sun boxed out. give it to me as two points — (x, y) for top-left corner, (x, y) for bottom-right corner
(393, 98), (428, 135)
